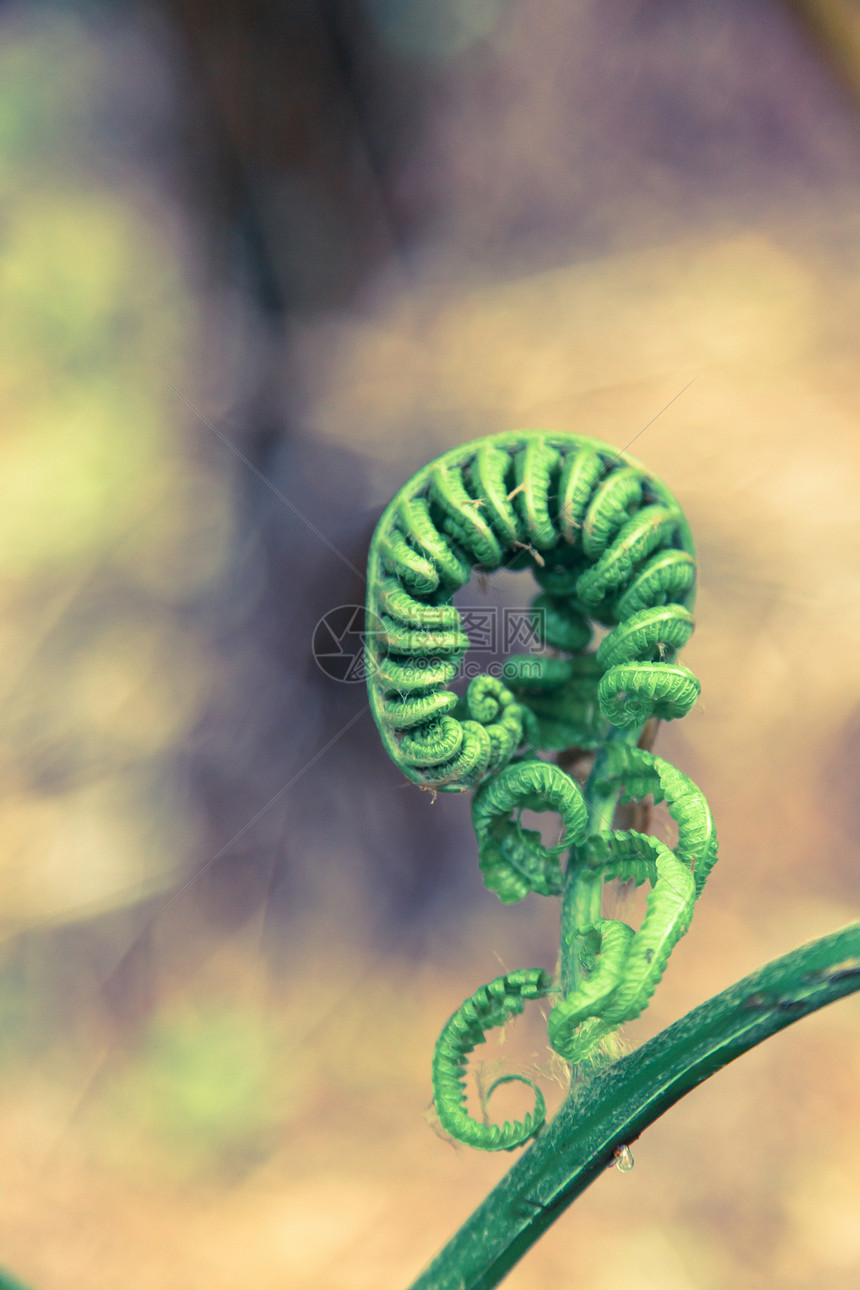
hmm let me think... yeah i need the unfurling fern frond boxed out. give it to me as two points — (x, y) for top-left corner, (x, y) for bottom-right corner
(365, 431), (717, 1149)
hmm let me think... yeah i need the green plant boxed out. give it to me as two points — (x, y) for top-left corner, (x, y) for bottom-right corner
(365, 431), (860, 1288)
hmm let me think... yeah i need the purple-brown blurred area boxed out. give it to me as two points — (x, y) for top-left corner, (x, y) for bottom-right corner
(1, 0), (859, 1286)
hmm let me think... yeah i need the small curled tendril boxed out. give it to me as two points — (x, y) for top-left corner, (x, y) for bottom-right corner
(365, 431), (716, 1150)
(431, 969), (555, 1151)
(472, 760), (588, 902)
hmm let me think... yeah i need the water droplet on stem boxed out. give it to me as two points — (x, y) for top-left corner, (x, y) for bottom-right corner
(613, 1144), (634, 1172)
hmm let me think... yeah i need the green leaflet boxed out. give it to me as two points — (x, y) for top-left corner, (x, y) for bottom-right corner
(431, 969), (556, 1151)
(472, 761), (587, 902)
(365, 431), (716, 1149)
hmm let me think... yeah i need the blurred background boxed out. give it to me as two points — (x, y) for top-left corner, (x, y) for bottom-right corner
(1, 0), (859, 1286)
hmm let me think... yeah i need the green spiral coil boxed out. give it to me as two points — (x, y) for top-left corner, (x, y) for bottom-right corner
(431, 969), (555, 1151)
(365, 431), (717, 1150)
(366, 433), (698, 789)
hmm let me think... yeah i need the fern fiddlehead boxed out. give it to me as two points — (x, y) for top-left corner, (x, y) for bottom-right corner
(365, 431), (717, 1150)
(431, 969), (555, 1151)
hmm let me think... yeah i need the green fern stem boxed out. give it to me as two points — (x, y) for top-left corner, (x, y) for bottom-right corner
(560, 725), (643, 999)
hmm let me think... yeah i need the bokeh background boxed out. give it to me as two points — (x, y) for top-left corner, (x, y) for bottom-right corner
(1, 0), (859, 1286)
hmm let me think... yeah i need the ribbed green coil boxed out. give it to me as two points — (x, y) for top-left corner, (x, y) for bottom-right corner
(366, 432), (698, 791)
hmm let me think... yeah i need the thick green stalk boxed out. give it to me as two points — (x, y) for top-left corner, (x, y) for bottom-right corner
(407, 923), (860, 1290)
(0, 1270), (34, 1289)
